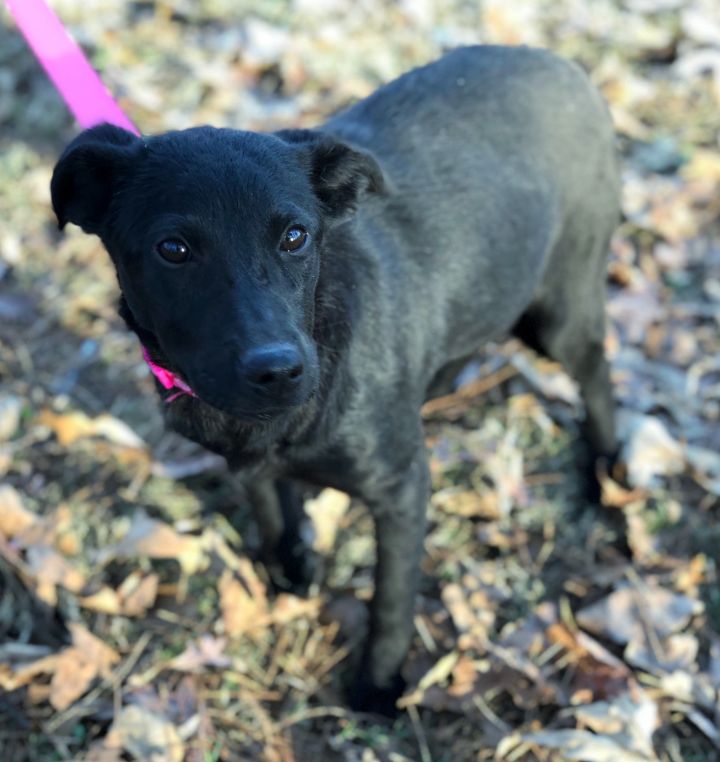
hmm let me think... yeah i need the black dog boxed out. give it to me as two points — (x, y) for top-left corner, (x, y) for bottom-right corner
(51, 45), (619, 712)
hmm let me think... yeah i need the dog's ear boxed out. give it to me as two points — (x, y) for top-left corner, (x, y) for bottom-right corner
(277, 129), (387, 220)
(51, 124), (142, 234)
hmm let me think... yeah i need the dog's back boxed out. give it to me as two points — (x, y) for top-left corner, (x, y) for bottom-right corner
(326, 47), (619, 388)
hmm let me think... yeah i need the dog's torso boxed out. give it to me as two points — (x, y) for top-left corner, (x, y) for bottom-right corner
(255, 46), (620, 490)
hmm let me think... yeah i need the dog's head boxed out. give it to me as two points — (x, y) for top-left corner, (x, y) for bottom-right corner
(51, 124), (385, 419)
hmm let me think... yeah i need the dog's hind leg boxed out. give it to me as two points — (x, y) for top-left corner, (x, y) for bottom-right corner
(245, 479), (319, 594)
(512, 236), (618, 495)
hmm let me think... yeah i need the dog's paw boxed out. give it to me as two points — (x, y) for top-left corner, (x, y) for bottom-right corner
(581, 449), (622, 506)
(348, 673), (406, 717)
(269, 534), (321, 597)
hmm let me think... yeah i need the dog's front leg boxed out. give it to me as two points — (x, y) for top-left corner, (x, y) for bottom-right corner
(242, 478), (318, 595)
(351, 450), (430, 714)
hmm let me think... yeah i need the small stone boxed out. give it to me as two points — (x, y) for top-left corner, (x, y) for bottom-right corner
(0, 395), (22, 442)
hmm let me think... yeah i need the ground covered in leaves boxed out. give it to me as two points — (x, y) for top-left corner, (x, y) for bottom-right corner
(1, 0), (720, 760)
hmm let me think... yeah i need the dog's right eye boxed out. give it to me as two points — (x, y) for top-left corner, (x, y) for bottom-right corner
(156, 239), (190, 264)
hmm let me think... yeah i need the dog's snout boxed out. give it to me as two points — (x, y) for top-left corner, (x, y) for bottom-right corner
(243, 343), (305, 392)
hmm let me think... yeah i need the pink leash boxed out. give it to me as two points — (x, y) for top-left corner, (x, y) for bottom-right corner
(5, 0), (138, 135)
(6, 0), (195, 402)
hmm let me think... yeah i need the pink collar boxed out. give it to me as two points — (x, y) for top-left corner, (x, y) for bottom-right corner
(141, 346), (196, 404)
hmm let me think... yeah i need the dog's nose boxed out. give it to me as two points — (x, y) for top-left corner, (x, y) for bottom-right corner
(242, 343), (305, 393)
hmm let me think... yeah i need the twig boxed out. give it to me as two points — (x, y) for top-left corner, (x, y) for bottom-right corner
(277, 705), (348, 729)
(421, 364), (518, 417)
(407, 703), (433, 762)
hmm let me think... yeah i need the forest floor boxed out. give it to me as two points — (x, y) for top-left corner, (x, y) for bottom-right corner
(1, 0), (720, 759)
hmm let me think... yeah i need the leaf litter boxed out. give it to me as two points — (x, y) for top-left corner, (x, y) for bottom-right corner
(2, 0), (720, 759)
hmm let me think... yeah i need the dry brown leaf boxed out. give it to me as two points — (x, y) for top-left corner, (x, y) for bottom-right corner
(0, 653), (61, 691)
(169, 635), (232, 672)
(271, 593), (321, 625)
(503, 719), (658, 762)
(597, 469), (647, 510)
(26, 544), (87, 606)
(0, 624), (119, 710)
(607, 290), (664, 345)
(441, 581), (494, 650)
(120, 572), (159, 617)
(104, 511), (208, 576)
(577, 583), (703, 646)
(673, 554), (708, 595)
(105, 704), (183, 762)
(547, 623), (633, 700)
(398, 650), (459, 708)
(504, 686), (659, 762)
(432, 487), (501, 520)
(37, 409), (145, 449)
(625, 513), (662, 564)
(49, 623), (121, 710)
(0, 485), (37, 538)
(573, 691), (660, 758)
(304, 487), (350, 553)
(625, 631), (699, 674)
(620, 414), (685, 488)
(219, 561), (269, 638)
(79, 586), (122, 615)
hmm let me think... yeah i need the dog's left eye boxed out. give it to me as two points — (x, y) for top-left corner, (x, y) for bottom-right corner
(156, 239), (190, 264)
(280, 225), (309, 253)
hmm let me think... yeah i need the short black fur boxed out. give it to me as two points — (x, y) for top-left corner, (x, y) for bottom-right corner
(51, 46), (620, 714)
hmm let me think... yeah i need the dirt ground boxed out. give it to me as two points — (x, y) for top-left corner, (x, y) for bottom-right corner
(1, 1), (720, 760)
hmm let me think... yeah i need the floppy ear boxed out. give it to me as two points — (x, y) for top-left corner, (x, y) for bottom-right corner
(277, 129), (387, 220)
(51, 123), (141, 234)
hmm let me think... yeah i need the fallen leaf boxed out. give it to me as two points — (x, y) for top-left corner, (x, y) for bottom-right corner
(0, 485), (37, 538)
(0, 653), (61, 692)
(399, 651), (459, 708)
(219, 561), (269, 638)
(79, 586), (122, 615)
(26, 544), (87, 606)
(607, 290), (664, 345)
(271, 593), (321, 625)
(119, 572), (159, 617)
(106, 704), (183, 762)
(625, 632), (699, 674)
(442, 581), (494, 650)
(432, 487), (502, 520)
(102, 511), (208, 576)
(36, 410), (145, 449)
(49, 623), (120, 710)
(304, 488), (350, 553)
(169, 635), (231, 672)
(577, 583), (703, 646)
(573, 691), (660, 758)
(597, 463), (647, 509)
(506, 728), (655, 761)
(546, 623), (633, 700)
(0, 624), (120, 710)
(619, 414), (685, 488)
